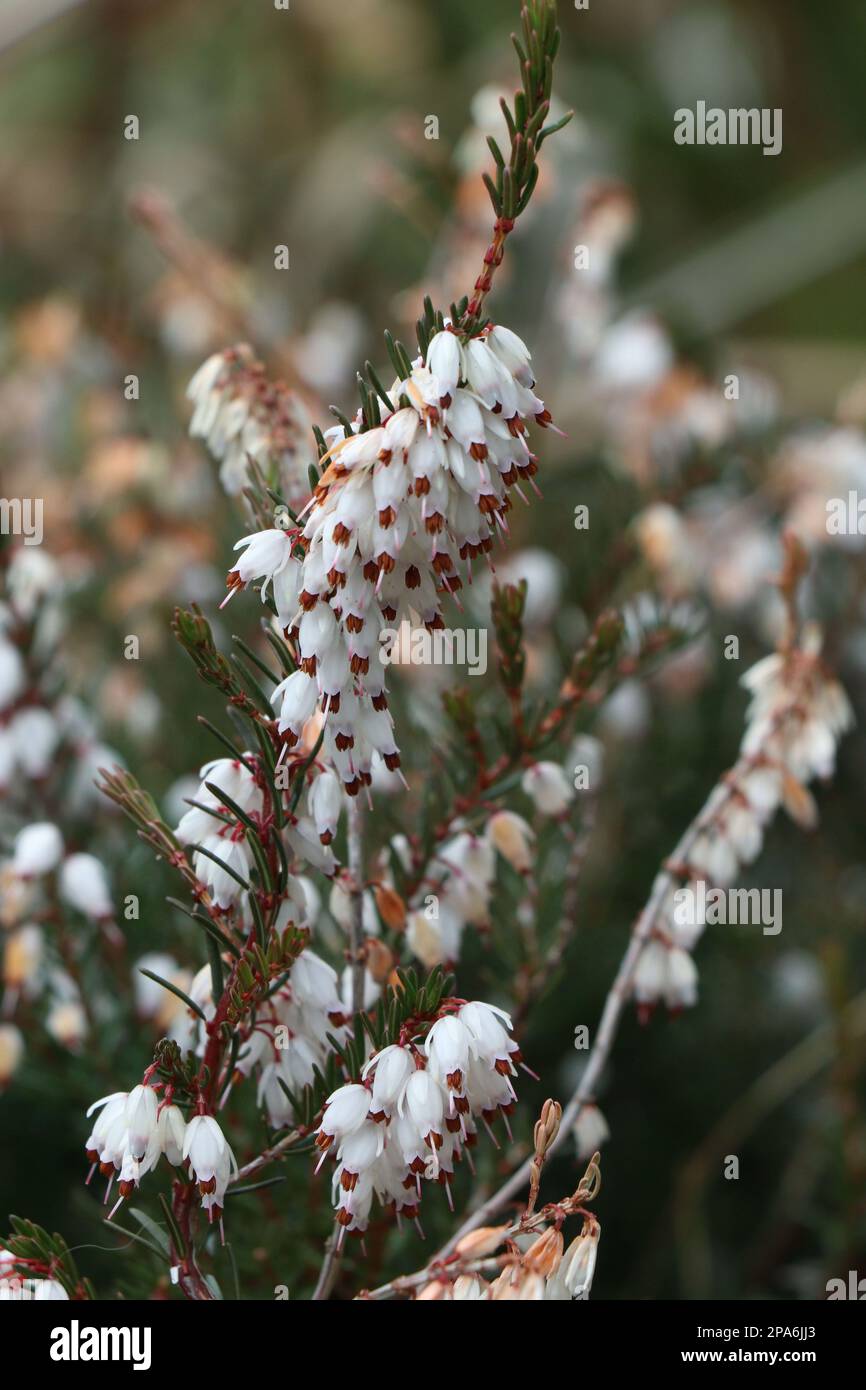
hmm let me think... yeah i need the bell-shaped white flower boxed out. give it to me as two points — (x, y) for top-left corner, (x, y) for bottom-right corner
(183, 1114), (237, 1212)
(363, 1044), (414, 1116)
(521, 762), (574, 818)
(124, 1084), (160, 1163)
(424, 1015), (473, 1092)
(307, 769), (343, 845)
(426, 330), (464, 395)
(486, 810), (534, 873)
(11, 822), (64, 878)
(59, 853), (113, 919)
(157, 1104), (187, 1167)
(315, 1083), (371, 1153)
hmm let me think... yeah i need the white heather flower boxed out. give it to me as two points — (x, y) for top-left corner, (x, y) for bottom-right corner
(175, 756), (262, 846)
(425, 1015), (473, 1094)
(124, 1084), (160, 1163)
(187, 346), (312, 504)
(191, 832), (250, 910)
(290, 874), (321, 928)
(11, 822), (64, 877)
(665, 946), (699, 1011)
(8, 706), (60, 778)
(333, 1170), (375, 1235)
(32, 1279), (70, 1301)
(45, 1000), (88, 1050)
(632, 941), (669, 1010)
(307, 769), (344, 844)
(315, 1083), (372, 1154)
(689, 829), (738, 887)
(459, 1000), (516, 1068)
(739, 766), (782, 819)
(438, 833), (495, 925)
(487, 324), (534, 385)
(157, 1104), (187, 1166)
(229, 528), (295, 600)
(398, 1068), (446, 1150)
(59, 854), (113, 919)
(486, 810), (534, 873)
(84, 1091), (129, 1171)
(183, 1115), (238, 1213)
(0, 637), (25, 708)
(271, 670), (319, 742)
(0, 1023), (24, 1086)
(290, 950), (343, 1016)
(721, 802), (763, 864)
(521, 762), (574, 817)
(363, 1044), (414, 1116)
(553, 1228), (599, 1299)
(7, 547), (60, 620)
(338, 1120), (385, 1186)
(573, 1104), (610, 1160)
(426, 330), (464, 394)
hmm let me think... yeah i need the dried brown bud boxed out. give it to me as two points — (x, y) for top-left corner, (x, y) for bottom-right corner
(523, 1226), (564, 1278)
(533, 1098), (562, 1159)
(365, 936), (395, 984)
(455, 1224), (508, 1259)
(374, 883), (407, 933)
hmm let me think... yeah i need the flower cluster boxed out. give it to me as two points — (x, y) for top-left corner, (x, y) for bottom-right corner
(418, 1218), (600, 1301)
(399, 764), (572, 970)
(187, 344), (313, 502)
(0, 550), (64, 787)
(245, 948), (349, 1128)
(84, 1086), (237, 1225)
(0, 549), (119, 1079)
(314, 1001), (525, 1242)
(225, 324), (554, 793)
(173, 754), (338, 914)
(632, 629), (854, 1014)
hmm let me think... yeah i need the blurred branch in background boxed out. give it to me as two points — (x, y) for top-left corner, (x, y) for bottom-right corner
(0, 0), (88, 59)
(627, 161), (866, 335)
